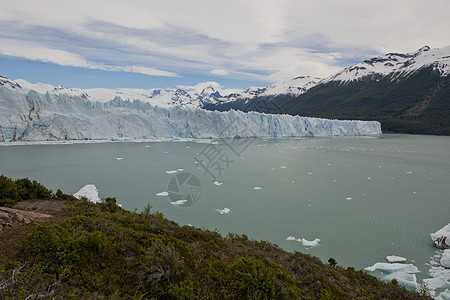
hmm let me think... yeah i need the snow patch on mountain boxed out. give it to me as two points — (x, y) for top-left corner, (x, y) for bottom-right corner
(322, 45), (450, 84)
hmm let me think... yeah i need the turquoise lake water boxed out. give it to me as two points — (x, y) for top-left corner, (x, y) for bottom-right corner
(1, 134), (449, 287)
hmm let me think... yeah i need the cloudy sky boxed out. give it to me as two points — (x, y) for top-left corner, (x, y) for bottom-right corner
(1, 0), (450, 89)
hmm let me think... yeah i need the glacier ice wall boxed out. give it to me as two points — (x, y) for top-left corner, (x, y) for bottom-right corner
(0, 86), (381, 142)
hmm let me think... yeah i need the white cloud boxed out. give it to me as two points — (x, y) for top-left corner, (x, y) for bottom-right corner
(1, 0), (450, 85)
(0, 39), (179, 77)
(210, 69), (230, 76)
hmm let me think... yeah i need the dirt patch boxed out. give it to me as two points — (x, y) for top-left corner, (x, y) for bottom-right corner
(0, 200), (68, 258)
(14, 200), (68, 215)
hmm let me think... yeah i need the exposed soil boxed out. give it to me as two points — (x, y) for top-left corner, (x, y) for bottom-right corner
(0, 200), (68, 258)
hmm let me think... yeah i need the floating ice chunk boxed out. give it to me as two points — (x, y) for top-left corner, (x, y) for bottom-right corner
(253, 186), (262, 190)
(346, 197), (352, 200)
(177, 168), (184, 172)
(442, 249), (450, 268)
(164, 151), (168, 154)
(365, 263), (420, 274)
(186, 146), (190, 148)
(280, 166), (287, 169)
(386, 255), (407, 263)
(215, 208), (230, 215)
(291, 180), (295, 184)
(431, 224), (450, 248)
(170, 200), (187, 206)
(423, 276), (449, 290)
(156, 191), (169, 196)
(166, 170), (178, 174)
(213, 181), (223, 186)
(74, 184), (101, 203)
(366, 177), (372, 180)
(308, 172), (313, 175)
(114, 157), (123, 161)
(301, 238), (321, 247)
(286, 236), (296, 241)
(428, 266), (450, 280)
(384, 272), (417, 288)
(406, 171), (413, 174)
(436, 289), (450, 300)
(144, 145), (151, 148)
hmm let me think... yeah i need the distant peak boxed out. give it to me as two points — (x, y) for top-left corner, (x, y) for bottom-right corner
(418, 45), (431, 52)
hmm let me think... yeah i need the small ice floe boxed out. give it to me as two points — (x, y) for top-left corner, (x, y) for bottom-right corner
(378, 165), (382, 168)
(286, 236), (320, 247)
(215, 208), (230, 215)
(327, 163), (332, 166)
(301, 238), (321, 247)
(144, 145), (152, 148)
(365, 263), (419, 273)
(114, 157), (124, 161)
(366, 177), (372, 180)
(431, 223), (450, 248)
(406, 171), (413, 174)
(156, 191), (169, 196)
(365, 263), (420, 288)
(170, 200), (187, 206)
(307, 172), (313, 175)
(386, 255), (407, 263)
(442, 249), (450, 268)
(177, 168), (184, 172)
(280, 166), (287, 169)
(413, 191), (417, 194)
(291, 180), (295, 184)
(213, 181), (223, 186)
(166, 170), (178, 174)
(186, 146), (190, 149)
(164, 151), (168, 154)
(253, 186), (262, 190)
(436, 289), (450, 300)
(346, 197), (352, 201)
(74, 184), (101, 203)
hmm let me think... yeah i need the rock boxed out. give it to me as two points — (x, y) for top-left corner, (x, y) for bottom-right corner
(0, 207), (51, 231)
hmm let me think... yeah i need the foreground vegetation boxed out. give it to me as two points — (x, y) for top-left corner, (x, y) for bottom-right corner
(0, 176), (432, 299)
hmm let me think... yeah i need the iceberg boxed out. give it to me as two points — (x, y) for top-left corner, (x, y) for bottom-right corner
(386, 255), (407, 263)
(215, 208), (230, 215)
(0, 84), (381, 143)
(442, 249), (450, 268)
(365, 263), (420, 274)
(432, 224), (450, 249)
(73, 184), (101, 203)
(301, 238), (321, 247)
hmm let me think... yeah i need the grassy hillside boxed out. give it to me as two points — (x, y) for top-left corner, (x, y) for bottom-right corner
(0, 176), (432, 299)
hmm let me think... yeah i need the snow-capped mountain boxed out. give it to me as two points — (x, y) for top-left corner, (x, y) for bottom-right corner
(321, 45), (450, 84)
(1, 75), (319, 110)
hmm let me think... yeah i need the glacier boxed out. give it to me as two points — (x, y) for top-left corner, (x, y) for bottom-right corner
(0, 83), (381, 143)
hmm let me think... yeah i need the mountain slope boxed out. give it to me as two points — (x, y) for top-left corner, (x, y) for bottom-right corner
(281, 66), (450, 134)
(205, 46), (450, 135)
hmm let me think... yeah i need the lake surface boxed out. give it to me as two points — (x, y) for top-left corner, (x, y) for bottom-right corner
(1, 134), (449, 288)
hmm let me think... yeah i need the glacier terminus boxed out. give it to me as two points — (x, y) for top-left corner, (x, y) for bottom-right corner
(0, 76), (381, 143)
